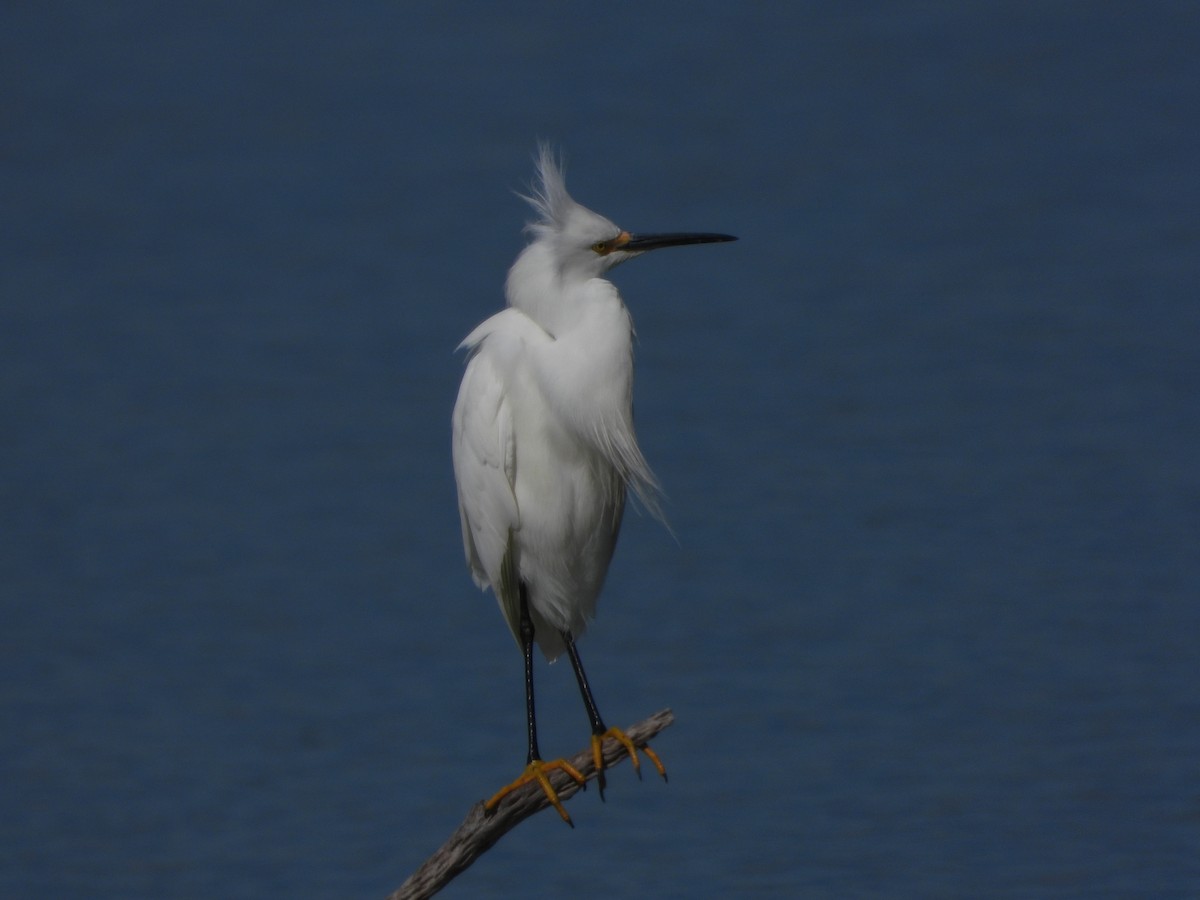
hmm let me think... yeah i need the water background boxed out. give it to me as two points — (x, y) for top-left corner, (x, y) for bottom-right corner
(3, 4), (1197, 897)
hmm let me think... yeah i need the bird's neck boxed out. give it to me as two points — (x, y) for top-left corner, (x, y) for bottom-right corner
(503, 250), (648, 505)
(505, 243), (617, 338)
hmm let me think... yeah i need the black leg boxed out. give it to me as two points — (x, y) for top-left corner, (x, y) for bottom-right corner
(520, 584), (541, 765)
(561, 629), (668, 793)
(484, 586), (587, 825)
(563, 630), (620, 798)
(562, 630), (607, 737)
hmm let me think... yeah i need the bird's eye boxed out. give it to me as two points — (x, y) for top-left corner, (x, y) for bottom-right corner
(591, 240), (609, 255)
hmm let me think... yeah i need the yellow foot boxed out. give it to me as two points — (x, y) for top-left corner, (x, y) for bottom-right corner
(590, 726), (668, 797)
(485, 758), (587, 826)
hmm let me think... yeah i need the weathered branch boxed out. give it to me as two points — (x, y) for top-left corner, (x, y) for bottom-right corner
(387, 708), (675, 900)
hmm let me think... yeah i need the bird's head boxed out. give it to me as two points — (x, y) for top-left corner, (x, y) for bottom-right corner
(520, 145), (629, 280)
(519, 144), (736, 283)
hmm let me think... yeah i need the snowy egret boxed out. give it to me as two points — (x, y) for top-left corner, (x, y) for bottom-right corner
(452, 146), (736, 825)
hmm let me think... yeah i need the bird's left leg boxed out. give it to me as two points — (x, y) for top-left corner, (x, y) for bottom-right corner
(485, 586), (585, 825)
(561, 631), (667, 799)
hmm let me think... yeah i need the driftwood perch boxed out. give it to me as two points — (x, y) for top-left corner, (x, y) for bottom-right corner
(387, 708), (675, 900)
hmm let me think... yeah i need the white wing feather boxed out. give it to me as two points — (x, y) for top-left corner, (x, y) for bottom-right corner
(451, 309), (547, 643)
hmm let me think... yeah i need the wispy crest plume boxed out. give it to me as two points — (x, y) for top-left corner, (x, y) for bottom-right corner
(519, 143), (576, 237)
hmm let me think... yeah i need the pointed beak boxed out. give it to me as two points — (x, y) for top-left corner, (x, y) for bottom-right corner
(619, 231), (738, 252)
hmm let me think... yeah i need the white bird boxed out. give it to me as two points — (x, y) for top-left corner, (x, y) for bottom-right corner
(452, 146), (735, 824)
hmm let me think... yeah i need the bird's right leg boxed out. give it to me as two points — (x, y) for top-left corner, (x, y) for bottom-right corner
(562, 631), (667, 800)
(484, 584), (586, 825)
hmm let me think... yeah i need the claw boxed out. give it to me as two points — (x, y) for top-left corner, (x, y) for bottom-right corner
(485, 758), (587, 826)
(591, 725), (668, 797)
(590, 733), (608, 799)
(638, 741), (668, 782)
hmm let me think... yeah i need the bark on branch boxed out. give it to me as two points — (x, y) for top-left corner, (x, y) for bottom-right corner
(387, 708), (675, 900)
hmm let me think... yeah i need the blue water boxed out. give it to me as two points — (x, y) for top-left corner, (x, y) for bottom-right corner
(3, 4), (1197, 897)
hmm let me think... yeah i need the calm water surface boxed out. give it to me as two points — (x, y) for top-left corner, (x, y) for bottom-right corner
(3, 4), (1197, 897)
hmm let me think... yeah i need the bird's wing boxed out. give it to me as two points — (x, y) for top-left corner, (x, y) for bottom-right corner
(451, 309), (547, 641)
